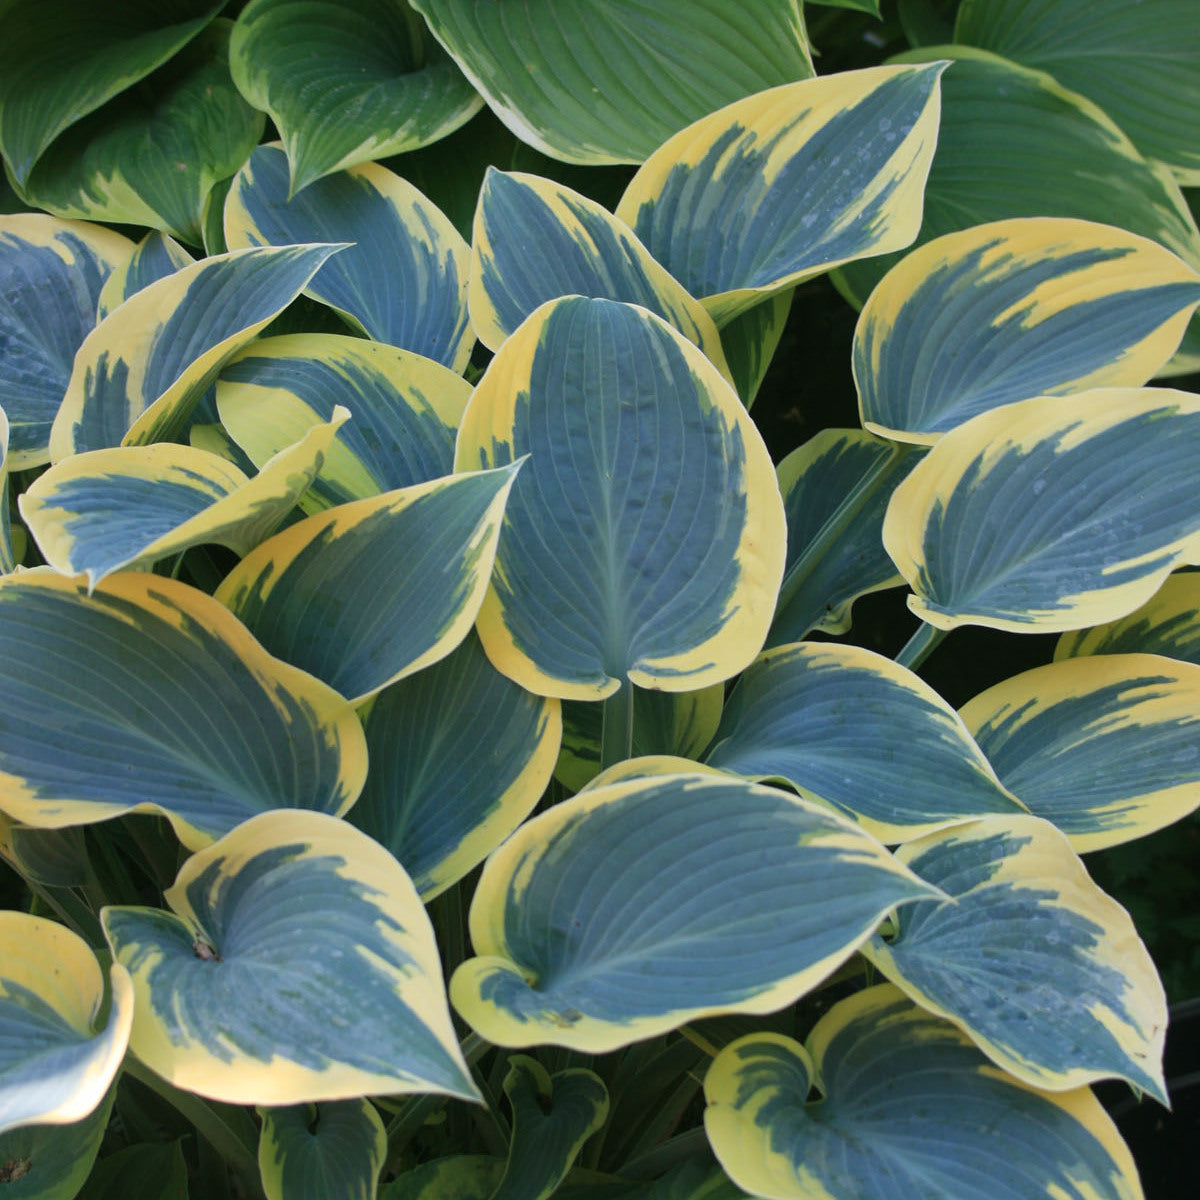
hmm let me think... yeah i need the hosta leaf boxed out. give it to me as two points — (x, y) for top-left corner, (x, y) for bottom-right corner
(102, 809), (478, 1106)
(96, 231), (194, 319)
(455, 296), (785, 700)
(580, 755), (727, 793)
(225, 146), (473, 370)
(0, 572), (366, 849)
(230, 0), (481, 196)
(491, 1058), (609, 1200)
(470, 169), (729, 378)
(0, 913), (132, 1133)
(0, 1), (223, 187)
(381, 1156), (504, 1200)
(719, 291), (792, 407)
(49, 243), (342, 461)
(217, 334), (469, 512)
(0, 1087), (115, 1200)
(0, 214), (134, 467)
(704, 985), (1142, 1200)
(15, 22), (265, 246)
(555, 685), (723, 793)
(883, 387), (1200, 632)
(1, 823), (89, 889)
(834, 49), (1200, 312)
(21, 410), (346, 587)
(258, 1100), (386, 1200)
(77, 1141), (189, 1200)
(215, 467), (517, 704)
(855, 219), (1200, 442)
(1057, 571), (1200, 664)
(450, 773), (938, 1051)
(955, 0), (1200, 183)
(0, 410), (14, 574)
(961, 654), (1200, 852)
(704, 642), (1022, 843)
(615, 63), (945, 325)
(409, 0), (813, 166)
(351, 631), (560, 901)
(863, 817), (1166, 1101)
(769, 430), (921, 645)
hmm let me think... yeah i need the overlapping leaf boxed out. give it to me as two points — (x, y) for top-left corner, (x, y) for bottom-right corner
(719, 291), (792, 406)
(704, 985), (1142, 1200)
(469, 169), (729, 377)
(834, 49), (1200, 318)
(217, 334), (469, 512)
(455, 296), (785, 700)
(215, 466), (518, 703)
(15, 22), (265, 246)
(96, 231), (193, 319)
(225, 146), (473, 370)
(855, 219), (1200, 442)
(0, 572), (366, 849)
(555, 686), (723, 793)
(0, 411), (14, 574)
(1057, 572), (1200, 665)
(704, 642), (1023, 842)
(0, 1), (224, 186)
(882, 388), (1200, 632)
(450, 773), (939, 1051)
(961, 654), (1200, 851)
(49, 243), (341, 461)
(0, 1086), (115, 1200)
(615, 63), (945, 324)
(258, 1099), (386, 1200)
(410, 0), (813, 165)
(955, 0), (1200, 182)
(862, 816), (1167, 1100)
(102, 810), (478, 1106)
(21, 410), (346, 587)
(230, 0), (482, 196)
(770, 430), (921, 644)
(351, 632), (560, 900)
(0, 913), (132, 1134)
(0, 214), (133, 467)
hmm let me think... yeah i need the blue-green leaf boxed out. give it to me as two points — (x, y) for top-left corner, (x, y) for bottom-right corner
(705, 642), (1022, 842)
(863, 816), (1166, 1101)
(450, 773), (938, 1051)
(704, 985), (1141, 1200)
(96, 232), (194, 320)
(0, 1086), (115, 1200)
(225, 145), (473, 370)
(102, 810), (478, 1106)
(258, 1100), (386, 1200)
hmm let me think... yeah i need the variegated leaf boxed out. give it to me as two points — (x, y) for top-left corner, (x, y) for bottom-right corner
(258, 1099), (386, 1200)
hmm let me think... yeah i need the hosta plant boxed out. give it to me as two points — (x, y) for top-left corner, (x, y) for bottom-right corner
(2, 2), (1200, 1198)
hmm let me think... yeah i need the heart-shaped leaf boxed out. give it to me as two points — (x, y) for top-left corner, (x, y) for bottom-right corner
(257, 1099), (386, 1200)
(102, 809), (478, 1105)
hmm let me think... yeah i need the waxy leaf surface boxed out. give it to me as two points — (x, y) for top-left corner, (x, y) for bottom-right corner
(616, 63), (945, 324)
(705, 642), (1022, 842)
(225, 146), (473, 370)
(216, 466), (517, 704)
(955, 0), (1200, 182)
(863, 817), (1166, 1100)
(50, 243), (341, 460)
(961, 654), (1200, 852)
(470, 169), (729, 377)
(96, 231), (193, 319)
(258, 1099), (386, 1200)
(455, 296), (785, 700)
(21, 411), (346, 586)
(704, 985), (1142, 1200)
(217, 334), (469, 512)
(0, 214), (133, 467)
(450, 773), (938, 1051)
(0, 914), (132, 1134)
(230, 0), (482, 195)
(351, 632), (560, 900)
(410, 0), (813, 165)
(769, 430), (921, 645)
(0, 0), (223, 186)
(0, 572), (366, 849)
(855, 218), (1200, 442)
(883, 388), (1200, 632)
(102, 810), (477, 1106)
